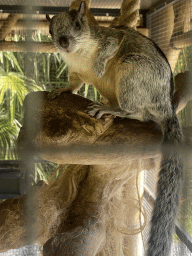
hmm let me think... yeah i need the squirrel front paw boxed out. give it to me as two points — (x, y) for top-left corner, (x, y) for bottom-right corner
(94, 62), (105, 78)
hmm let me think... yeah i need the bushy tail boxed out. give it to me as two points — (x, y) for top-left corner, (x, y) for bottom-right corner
(147, 114), (183, 256)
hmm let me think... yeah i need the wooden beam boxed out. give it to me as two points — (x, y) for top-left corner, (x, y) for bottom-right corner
(0, 14), (21, 40)
(0, 41), (58, 52)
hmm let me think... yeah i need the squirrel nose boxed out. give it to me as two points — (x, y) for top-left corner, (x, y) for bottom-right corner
(59, 36), (69, 49)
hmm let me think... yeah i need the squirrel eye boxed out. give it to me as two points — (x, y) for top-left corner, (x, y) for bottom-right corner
(75, 21), (81, 30)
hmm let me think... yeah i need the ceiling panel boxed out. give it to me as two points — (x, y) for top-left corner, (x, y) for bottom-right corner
(0, 0), (161, 10)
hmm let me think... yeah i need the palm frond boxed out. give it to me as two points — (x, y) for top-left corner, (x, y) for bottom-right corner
(3, 52), (23, 74)
(56, 62), (67, 79)
(0, 117), (19, 159)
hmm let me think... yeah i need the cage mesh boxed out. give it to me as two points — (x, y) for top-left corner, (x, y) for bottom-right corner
(145, 1), (192, 255)
(0, 0), (192, 255)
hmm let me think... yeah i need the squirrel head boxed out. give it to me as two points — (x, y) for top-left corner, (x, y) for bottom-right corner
(46, 1), (90, 53)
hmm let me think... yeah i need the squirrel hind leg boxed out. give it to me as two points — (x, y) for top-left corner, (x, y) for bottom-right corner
(87, 102), (142, 119)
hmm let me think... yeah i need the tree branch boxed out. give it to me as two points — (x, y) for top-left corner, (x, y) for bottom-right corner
(17, 91), (162, 164)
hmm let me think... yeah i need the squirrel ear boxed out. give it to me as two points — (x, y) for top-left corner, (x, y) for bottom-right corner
(78, 1), (86, 16)
(46, 14), (51, 23)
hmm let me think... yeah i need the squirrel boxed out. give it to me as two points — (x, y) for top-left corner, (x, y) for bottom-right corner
(46, 2), (183, 255)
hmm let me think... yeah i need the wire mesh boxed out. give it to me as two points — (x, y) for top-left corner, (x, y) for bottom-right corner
(146, 2), (192, 255)
(0, 0), (192, 255)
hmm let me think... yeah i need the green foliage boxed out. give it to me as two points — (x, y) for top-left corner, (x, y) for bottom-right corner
(0, 67), (42, 159)
(78, 83), (100, 102)
(0, 34), (66, 160)
(0, 114), (20, 159)
(174, 45), (192, 76)
(0, 32), (99, 182)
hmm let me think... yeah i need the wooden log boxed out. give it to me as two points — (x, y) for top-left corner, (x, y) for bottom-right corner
(17, 91), (163, 165)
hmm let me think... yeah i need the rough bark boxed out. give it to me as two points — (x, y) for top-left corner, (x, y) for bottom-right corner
(18, 91), (162, 165)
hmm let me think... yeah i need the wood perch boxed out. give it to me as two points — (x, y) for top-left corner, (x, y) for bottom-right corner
(17, 91), (162, 165)
(1, 90), (161, 255)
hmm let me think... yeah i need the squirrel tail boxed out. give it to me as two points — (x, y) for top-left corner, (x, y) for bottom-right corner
(147, 114), (183, 256)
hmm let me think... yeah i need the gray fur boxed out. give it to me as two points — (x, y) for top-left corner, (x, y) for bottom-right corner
(94, 36), (120, 78)
(148, 115), (183, 256)
(48, 2), (183, 255)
